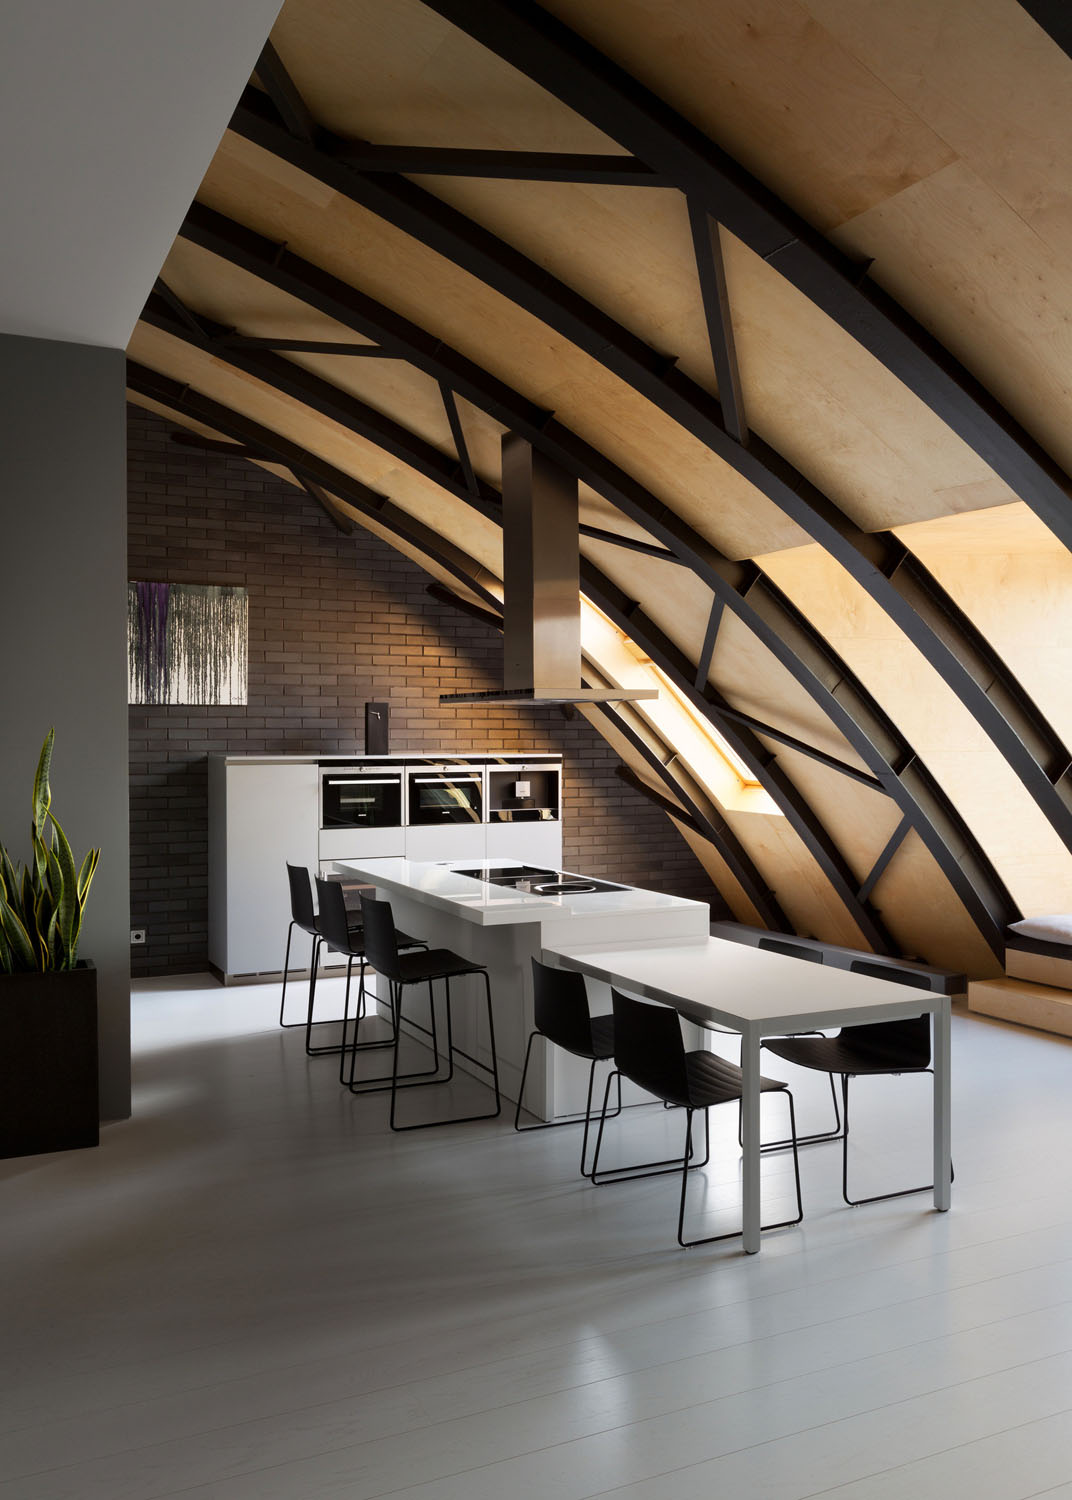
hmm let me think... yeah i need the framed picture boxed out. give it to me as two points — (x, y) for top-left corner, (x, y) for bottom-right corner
(128, 582), (248, 706)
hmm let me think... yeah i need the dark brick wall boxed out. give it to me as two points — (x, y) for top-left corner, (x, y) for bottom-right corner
(127, 406), (723, 975)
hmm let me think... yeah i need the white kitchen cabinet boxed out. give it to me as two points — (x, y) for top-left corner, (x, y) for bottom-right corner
(208, 758), (319, 980)
(403, 822), (487, 863)
(209, 753), (563, 982)
(484, 820), (562, 867)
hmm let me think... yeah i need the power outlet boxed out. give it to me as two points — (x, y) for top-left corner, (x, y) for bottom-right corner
(130, 928), (147, 946)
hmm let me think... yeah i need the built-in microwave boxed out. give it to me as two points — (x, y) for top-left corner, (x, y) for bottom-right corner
(406, 765), (483, 825)
(320, 765), (403, 829)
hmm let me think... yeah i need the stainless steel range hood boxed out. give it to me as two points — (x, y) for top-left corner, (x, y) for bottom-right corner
(440, 436), (657, 707)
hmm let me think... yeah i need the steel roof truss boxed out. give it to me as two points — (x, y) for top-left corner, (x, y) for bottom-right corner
(225, 84), (1072, 853)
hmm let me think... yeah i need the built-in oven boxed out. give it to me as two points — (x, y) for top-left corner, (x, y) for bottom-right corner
(320, 765), (403, 830)
(406, 765), (484, 825)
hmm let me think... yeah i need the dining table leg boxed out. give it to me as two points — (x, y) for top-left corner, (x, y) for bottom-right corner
(740, 1022), (762, 1252)
(933, 998), (952, 1211)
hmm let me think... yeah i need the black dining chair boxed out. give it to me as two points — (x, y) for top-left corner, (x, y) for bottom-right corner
(352, 892), (501, 1131)
(513, 958), (622, 1177)
(592, 991), (803, 1249)
(741, 938), (842, 1152)
(761, 960), (941, 1206)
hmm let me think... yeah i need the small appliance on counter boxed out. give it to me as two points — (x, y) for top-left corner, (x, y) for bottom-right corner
(364, 701), (389, 755)
(486, 765), (558, 823)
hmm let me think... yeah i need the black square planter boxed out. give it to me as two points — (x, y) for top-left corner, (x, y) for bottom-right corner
(0, 961), (99, 1158)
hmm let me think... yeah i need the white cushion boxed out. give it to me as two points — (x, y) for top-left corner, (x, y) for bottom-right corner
(1008, 915), (1072, 946)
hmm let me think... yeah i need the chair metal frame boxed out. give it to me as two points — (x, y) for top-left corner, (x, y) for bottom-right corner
(765, 960), (946, 1207)
(738, 937), (842, 1154)
(514, 958), (622, 1178)
(347, 893), (502, 1131)
(592, 991), (803, 1249)
(279, 864), (353, 1057)
(304, 877), (432, 1087)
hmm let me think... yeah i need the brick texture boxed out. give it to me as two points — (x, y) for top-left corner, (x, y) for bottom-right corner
(127, 406), (724, 975)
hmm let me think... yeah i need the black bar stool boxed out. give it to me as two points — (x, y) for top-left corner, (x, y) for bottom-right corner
(354, 892), (501, 1131)
(311, 877), (428, 1082)
(514, 957), (621, 1177)
(279, 863), (356, 1057)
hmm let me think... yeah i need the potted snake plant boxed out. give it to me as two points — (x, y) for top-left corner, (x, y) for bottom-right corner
(0, 729), (101, 1157)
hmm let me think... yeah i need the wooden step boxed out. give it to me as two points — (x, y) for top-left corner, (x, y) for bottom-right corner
(968, 976), (1072, 1039)
(1005, 944), (1072, 991)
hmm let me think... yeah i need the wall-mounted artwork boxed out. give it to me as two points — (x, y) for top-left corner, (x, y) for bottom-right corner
(128, 583), (248, 705)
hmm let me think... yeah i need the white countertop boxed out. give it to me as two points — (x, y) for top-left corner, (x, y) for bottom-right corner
(542, 934), (943, 1034)
(212, 752), (561, 765)
(335, 857), (709, 928)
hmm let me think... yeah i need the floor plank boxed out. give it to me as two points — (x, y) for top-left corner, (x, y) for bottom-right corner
(1, 979), (1070, 1499)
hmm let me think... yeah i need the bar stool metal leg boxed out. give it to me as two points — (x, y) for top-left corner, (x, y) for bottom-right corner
(388, 970), (501, 1131)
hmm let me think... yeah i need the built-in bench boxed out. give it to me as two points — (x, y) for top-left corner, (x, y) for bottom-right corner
(708, 921), (966, 995)
(967, 929), (1072, 1039)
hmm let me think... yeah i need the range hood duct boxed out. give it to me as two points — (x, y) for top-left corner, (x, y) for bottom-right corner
(440, 436), (657, 707)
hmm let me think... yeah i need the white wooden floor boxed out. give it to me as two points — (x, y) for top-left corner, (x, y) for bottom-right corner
(3, 975), (1072, 1500)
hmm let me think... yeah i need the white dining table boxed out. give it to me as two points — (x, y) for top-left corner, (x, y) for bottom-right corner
(541, 933), (953, 1253)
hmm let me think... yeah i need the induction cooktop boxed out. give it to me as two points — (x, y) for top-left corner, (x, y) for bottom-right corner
(453, 865), (627, 895)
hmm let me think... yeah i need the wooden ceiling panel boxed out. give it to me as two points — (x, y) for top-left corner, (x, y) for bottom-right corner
(535, 361), (804, 559)
(579, 544), (715, 666)
(577, 482), (666, 549)
(159, 237), (510, 478)
(719, 803), (872, 947)
(768, 744), (904, 884)
(896, 502), (1072, 746)
(128, 321), (505, 573)
(760, 541), (1072, 914)
(160, 238), (376, 347)
(337, 151), (1021, 536)
(722, 232), (1020, 530)
(543, 0), (957, 231)
(805, 0), (1072, 253)
(582, 539), (872, 775)
(832, 160), (1072, 476)
(271, 0), (618, 151)
(868, 829), (1000, 977)
(397, 176), (716, 391)
(672, 821), (765, 927)
(707, 607), (872, 772)
(200, 132), (805, 558)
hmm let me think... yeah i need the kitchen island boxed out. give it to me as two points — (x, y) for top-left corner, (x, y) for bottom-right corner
(334, 856), (710, 1119)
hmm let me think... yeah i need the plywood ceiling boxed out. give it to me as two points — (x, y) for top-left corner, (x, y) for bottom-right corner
(126, 0), (1072, 969)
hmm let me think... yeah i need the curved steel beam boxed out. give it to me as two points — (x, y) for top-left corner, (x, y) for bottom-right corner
(131, 320), (902, 949)
(740, 568), (1016, 953)
(590, 710), (789, 931)
(125, 362), (503, 614)
(425, 0), (1072, 546)
(576, 571), (895, 952)
(1017, 2), (1072, 53)
(171, 203), (1016, 952)
(425, 581), (786, 928)
(129, 363), (780, 929)
(226, 85), (1072, 853)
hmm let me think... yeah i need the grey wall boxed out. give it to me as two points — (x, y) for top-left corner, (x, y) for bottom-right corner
(0, 333), (130, 1119)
